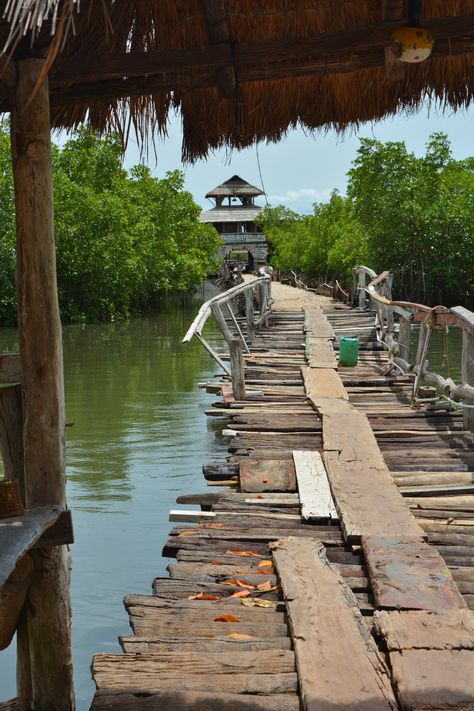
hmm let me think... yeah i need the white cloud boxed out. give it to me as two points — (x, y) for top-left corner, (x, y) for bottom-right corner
(268, 187), (332, 205)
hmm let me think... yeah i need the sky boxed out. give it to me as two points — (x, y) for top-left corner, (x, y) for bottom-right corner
(122, 104), (474, 214)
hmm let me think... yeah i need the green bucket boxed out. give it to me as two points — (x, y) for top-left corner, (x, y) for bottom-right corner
(339, 337), (359, 367)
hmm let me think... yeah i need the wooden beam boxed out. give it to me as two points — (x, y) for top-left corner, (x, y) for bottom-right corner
(49, 13), (474, 87)
(45, 33), (474, 108)
(10, 57), (74, 711)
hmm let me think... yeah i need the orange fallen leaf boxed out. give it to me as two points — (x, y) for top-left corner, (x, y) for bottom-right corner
(187, 593), (220, 601)
(258, 560), (274, 569)
(226, 633), (254, 639)
(214, 614), (241, 623)
(224, 578), (256, 590)
(256, 580), (273, 591)
(226, 550), (262, 558)
(201, 522), (224, 528)
(230, 590), (251, 599)
(177, 530), (199, 537)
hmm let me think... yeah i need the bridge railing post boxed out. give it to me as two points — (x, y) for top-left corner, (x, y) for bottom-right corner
(358, 271), (366, 310)
(461, 327), (474, 432)
(229, 338), (246, 401)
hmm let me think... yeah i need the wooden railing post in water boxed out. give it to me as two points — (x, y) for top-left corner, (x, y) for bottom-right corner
(11, 58), (74, 710)
(230, 338), (246, 401)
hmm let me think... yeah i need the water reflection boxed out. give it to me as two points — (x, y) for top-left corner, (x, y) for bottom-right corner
(0, 293), (227, 710)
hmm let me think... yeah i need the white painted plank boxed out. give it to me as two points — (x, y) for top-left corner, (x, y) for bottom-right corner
(293, 450), (338, 521)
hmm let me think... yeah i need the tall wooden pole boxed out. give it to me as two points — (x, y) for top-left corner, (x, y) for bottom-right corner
(10, 57), (74, 710)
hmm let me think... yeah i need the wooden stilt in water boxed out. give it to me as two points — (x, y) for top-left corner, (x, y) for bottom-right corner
(10, 57), (74, 710)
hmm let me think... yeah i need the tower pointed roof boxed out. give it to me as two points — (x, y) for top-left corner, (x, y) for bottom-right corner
(205, 175), (264, 199)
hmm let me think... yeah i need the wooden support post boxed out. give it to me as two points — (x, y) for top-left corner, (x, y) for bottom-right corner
(358, 271), (366, 310)
(229, 338), (246, 401)
(245, 291), (254, 343)
(397, 316), (411, 361)
(384, 273), (394, 332)
(461, 327), (474, 432)
(10, 57), (74, 710)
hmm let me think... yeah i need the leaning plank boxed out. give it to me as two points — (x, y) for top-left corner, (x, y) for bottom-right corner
(240, 459), (297, 492)
(373, 610), (474, 651)
(362, 536), (467, 610)
(323, 451), (424, 542)
(271, 537), (397, 710)
(0, 507), (73, 586)
(91, 689), (302, 710)
(389, 649), (474, 710)
(292, 450), (337, 521)
(302, 367), (348, 401)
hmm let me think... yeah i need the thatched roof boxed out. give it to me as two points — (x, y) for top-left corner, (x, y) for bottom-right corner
(206, 175), (264, 198)
(1, 1), (473, 161)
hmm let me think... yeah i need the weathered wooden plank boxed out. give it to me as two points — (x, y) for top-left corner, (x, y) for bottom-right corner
(292, 450), (337, 521)
(119, 635), (292, 654)
(390, 649), (474, 709)
(362, 536), (466, 610)
(91, 689), (302, 710)
(302, 367), (348, 401)
(92, 652), (297, 694)
(324, 451), (424, 542)
(306, 338), (337, 369)
(240, 459), (296, 492)
(271, 537), (397, 710)
(373, 610), (474, 651)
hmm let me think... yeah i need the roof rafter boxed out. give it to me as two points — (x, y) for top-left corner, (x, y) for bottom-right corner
(200, 0), (237, 101)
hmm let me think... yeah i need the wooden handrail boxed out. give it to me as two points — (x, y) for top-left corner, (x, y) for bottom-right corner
(183, 276), (272, 392)
(355, 266), (474, 431)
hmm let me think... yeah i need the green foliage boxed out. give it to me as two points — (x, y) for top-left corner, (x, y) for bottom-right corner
(259, 192), (368, 283)
(260, 133), (473, 306)
(0, 125), (221, 325)
(347, 133), (474, 304)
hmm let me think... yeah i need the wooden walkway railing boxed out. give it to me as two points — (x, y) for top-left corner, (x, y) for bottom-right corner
(354, 266), (474, 432)
(183, 275), (272, 398)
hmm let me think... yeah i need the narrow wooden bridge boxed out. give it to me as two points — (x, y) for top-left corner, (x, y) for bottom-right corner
(91, 272), (474, 710)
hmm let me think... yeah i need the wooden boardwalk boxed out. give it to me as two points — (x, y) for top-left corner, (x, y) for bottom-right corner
(91, 295), (474, 710)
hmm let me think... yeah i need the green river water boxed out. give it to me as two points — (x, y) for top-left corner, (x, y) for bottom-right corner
(0, 300), (464, 708)
(0, 293), (226, 709)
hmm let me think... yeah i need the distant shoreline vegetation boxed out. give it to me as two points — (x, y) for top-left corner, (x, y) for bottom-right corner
(0, 125), (221, 326)
(258, 133), (473, 307)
